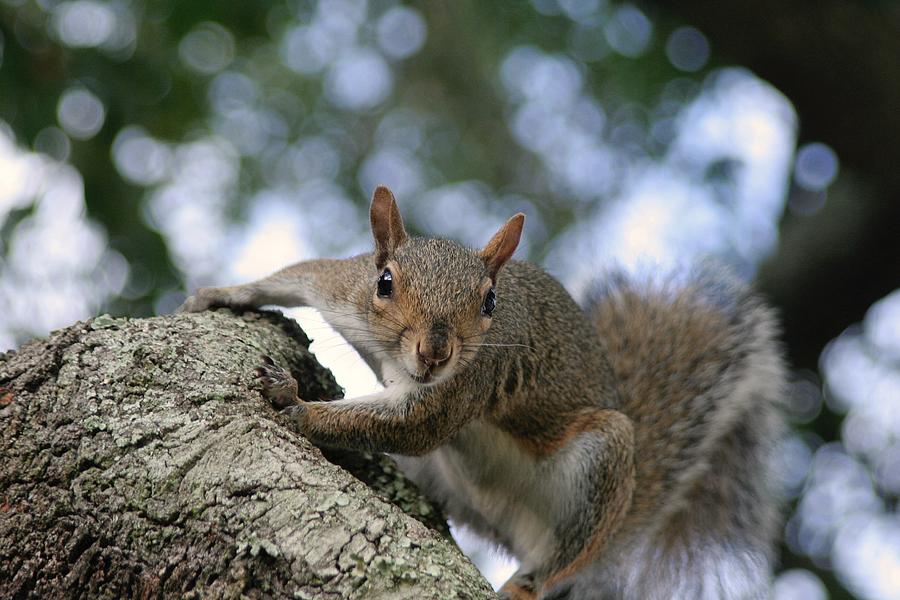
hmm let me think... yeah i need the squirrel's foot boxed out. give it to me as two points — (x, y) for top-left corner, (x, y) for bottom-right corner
(499, 588), (536, 600)
(256, 355), (302, 409)
(538, 582), (573, 600)
(499, 572), (537, 600)
(177, 286), (250, 313)
(177, 287), (219, 313)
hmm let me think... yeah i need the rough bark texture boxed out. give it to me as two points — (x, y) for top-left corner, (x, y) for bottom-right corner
(0, 309), (495, 599)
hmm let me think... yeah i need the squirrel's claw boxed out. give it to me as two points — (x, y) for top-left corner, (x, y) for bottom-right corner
(256, 355), (302, 409)
(176, 295), (207, 313)
(176, 287), (235, 313)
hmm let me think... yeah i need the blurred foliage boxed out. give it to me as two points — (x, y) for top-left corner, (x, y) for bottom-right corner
(0, 0), (702, 317)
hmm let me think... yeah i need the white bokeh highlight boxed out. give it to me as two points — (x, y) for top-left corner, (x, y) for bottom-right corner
(0, 128), (127, 350)
(57, 87), (105, 140)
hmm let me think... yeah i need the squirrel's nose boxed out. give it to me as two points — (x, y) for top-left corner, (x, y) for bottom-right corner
(416, 341), (452, 368)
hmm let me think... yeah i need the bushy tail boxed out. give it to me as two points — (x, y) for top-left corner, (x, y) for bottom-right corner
(585, 266), (786, 599)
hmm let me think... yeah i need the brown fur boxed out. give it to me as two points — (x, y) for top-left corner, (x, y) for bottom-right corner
(499, 582), (537, 600)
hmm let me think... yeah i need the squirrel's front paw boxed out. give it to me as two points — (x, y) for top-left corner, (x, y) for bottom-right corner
(256, 355), (303, 409)
(176, 295), (206, 313)
(176, 288), (218, 313)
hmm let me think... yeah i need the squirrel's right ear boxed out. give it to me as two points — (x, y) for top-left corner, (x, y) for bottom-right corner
(370, 185), (408, 267)
(480, 213), (525, 281)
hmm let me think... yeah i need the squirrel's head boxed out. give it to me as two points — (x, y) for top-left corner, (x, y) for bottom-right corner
(367, 186), (524, 387)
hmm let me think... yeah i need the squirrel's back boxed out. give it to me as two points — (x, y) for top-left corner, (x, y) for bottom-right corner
(585, 267), (786, 598)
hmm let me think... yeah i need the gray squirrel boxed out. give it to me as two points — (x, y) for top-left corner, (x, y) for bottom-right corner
(179, 186), (785, 599)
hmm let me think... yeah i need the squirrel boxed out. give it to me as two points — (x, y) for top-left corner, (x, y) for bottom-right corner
(179, 186), (786, 600)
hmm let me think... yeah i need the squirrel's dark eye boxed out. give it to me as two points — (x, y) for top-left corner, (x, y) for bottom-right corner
(482, 288), (496, 317)
(377, 269), (393, 297)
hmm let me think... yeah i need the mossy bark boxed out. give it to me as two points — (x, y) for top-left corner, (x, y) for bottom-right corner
(0, 309), (495, 599)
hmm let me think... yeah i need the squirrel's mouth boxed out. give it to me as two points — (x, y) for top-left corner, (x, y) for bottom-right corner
(411, 372), (433, 384)
(409, 364), (450, 386)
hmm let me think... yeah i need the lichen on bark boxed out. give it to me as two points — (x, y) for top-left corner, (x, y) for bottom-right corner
(0, 309), (495, 599)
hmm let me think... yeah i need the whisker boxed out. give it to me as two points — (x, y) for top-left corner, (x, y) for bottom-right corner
(316, 301), (410, 338)
(303, 319), (403, 339)
(370, 308), (410, 332)
(322, 347), (381, 364)
(316, 327), (399, 339)
(463, 342), (536, 351)
(306, 329), (396, 343)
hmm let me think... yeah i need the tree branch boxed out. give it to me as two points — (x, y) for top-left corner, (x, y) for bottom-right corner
(0, 309), (495, 599)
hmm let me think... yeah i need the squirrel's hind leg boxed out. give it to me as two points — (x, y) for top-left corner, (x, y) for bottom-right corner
(530, 408), (636, 600)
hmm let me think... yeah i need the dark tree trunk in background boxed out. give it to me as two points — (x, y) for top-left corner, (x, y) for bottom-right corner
(0, 310), (495, 599)
(649, 0), (900, 373)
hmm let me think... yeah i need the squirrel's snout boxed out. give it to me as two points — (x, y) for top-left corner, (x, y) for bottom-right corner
(407, 326), (458, 384)
(415, 340), (452, 368)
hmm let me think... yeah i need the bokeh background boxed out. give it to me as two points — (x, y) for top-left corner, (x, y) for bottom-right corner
(2, 1), (900, 598)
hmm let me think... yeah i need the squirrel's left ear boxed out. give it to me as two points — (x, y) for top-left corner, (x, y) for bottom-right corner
(370, 185), (408, 268)
(480, 213), (525, 281)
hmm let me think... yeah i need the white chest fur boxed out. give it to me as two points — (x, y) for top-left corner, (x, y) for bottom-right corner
(396, 420), (573, 569)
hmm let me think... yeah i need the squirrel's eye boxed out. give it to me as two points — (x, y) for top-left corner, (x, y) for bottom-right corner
(482, 288), (496, 317)
(377, 269), (393, 297)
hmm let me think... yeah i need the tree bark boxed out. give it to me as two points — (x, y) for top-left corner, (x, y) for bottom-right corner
(0, 309), (495, 599)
